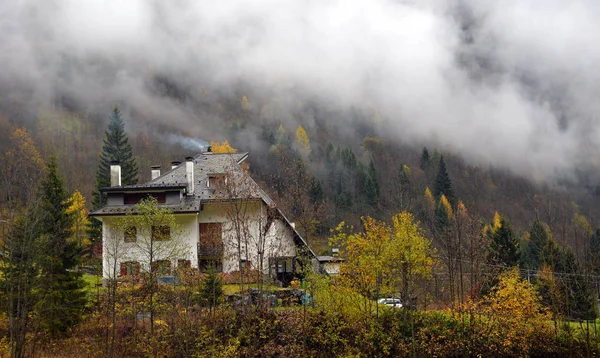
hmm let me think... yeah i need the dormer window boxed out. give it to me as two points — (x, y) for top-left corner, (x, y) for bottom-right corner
(208, 174), (226, 190)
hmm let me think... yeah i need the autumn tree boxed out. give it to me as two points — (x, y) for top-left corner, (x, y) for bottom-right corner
(332, 212), (435, 313)
(65, 190), (90, 248)
(331, 218), (390, 314)
(388, 212), (435, 307)
(210, 140), (237, 154)
(241, 95), (250, 112)
(481, 268), (550, 357)
(295, 125), (311, 154)
(0, 127), (45, 210)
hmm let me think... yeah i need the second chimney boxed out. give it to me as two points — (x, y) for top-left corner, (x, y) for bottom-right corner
(110, 162), (121, 187)
(171, 161), (181, 170)
(151, 165), (161, 180)
(185, 157), (194, 195)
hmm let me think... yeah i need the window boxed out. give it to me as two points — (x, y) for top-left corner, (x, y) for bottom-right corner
(152, 260), (171, 275)
(240, 260), (252, 270)
(198, 223), (223, 273)
(199, 258), (223, 273)
(208, 174), (226, 190)
(199, 223), (222, 255)
(120, 261), (140, 276)
(177, 259), (191, 269)
(124, 226), (137, 243)
(124, 192), (166, 205)
(152, 226), (171, 241)
(270, 257), (293, 274)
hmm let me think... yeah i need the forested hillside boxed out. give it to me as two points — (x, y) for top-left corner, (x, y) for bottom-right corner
(3, 1), (600, 355)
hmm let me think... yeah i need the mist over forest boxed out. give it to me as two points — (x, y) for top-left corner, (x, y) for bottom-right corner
(2, 0), (600, 181)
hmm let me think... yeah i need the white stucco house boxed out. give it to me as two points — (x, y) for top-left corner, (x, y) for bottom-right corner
(90, 151), (320, 285)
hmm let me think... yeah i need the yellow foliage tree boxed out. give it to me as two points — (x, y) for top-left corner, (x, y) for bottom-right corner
(402, 164), (411, 175)
(65, 190), (90, 247)
(1, 127), (46, 207)
(439, 194), (453, 220)
(295, 125), (310, 153)
(456, 200), (467, 218)
(492, 211), (501, 233)
(210, 141), (237, 154)
(332, 212), (435, 312)
(424, 187), (435, 210)
(481, 268), (551, 356)
(241, 95), (250, 112)
(334, 217), (391, 313)
(389, 212), (435, 303)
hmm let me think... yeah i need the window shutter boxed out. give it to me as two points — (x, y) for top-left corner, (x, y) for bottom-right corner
(166, 260), (172, 275)
(120, 262), (127, 276)
(135, 262), (140, 275)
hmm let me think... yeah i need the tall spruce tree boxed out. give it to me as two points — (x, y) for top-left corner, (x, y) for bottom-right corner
(420, 147), (430, 170)
(90, 106), (138, 240)
(490, 216), (520, 267)
(35, 157), (86, 335)
(522, 219), (550, 271)
(433, 155), (456, 206)
(364, 160), (380, 207)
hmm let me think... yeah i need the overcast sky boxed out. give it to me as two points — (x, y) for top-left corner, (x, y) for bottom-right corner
(1, 0), (600, 181)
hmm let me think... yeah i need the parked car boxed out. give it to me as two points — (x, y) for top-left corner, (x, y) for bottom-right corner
(377, 298), (402, 308)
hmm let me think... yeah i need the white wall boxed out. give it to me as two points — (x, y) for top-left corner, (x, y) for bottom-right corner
(101, 214), (198, 280)
(200, 201), (297, 274)
(101, 200), (299, 280)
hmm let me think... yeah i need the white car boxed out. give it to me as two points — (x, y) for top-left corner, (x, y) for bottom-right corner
(377, 298), (402, 308)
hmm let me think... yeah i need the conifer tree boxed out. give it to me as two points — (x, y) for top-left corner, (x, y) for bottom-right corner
(364, 160), (380, 207)
(522, 219), (550, 271)
(490, 216), (519, 267)
(433, 155), (456, 206)
(35, 157), (86, 335)
(420, 147), (430, 170)
(90, 106), (138, 240)
(589, 229), (600, 274)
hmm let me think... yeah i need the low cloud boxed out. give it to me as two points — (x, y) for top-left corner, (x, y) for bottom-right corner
(1, 0), (599, 181)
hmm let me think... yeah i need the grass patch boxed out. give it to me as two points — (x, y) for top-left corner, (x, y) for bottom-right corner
(82, 274), (102, 291)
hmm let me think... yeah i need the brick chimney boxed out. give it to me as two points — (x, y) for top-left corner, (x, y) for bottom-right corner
(110, 161), (121, 187)
(151, 165), (161, 180)
(171, 161), (181, 170)
(185, 157), (194, 195)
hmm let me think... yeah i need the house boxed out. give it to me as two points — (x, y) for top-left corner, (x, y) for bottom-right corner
(90, 150), (318, 285)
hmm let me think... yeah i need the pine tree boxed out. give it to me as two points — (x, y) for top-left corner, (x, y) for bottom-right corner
(90, 106), (138, 241)
(433, 155), (456, 206)
(522, 219), (550, 271)
(559, 247), (596, 320)
(364, 160), (380, 207)
(420, 147), (430, 170)
(490, 216), (519, 267)
(35, 157), (86, 335)
(589, 229), (600, 274)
